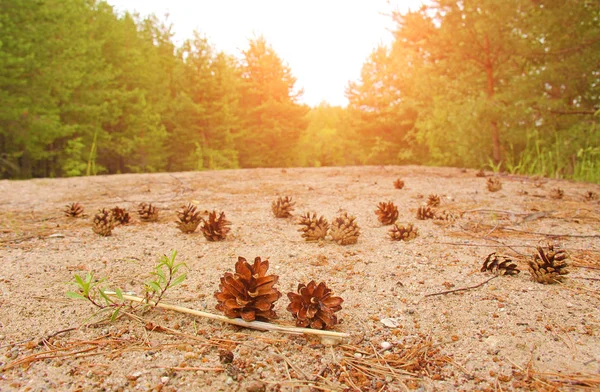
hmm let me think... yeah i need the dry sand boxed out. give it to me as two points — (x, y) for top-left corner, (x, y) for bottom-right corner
(1, 166), (599, 391)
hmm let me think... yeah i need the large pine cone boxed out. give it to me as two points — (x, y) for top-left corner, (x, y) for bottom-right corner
(487, 177), (502, 192)
(481, 253), (520, 276)
(297, 212), (329, 241)
(92, 208), (114, 236)
(375, 201), (399, 225)
(201, 210), (231, 241)
(111, 206), (131, 225)
(138, 202), (159, 222)
(176, 203), (203, 233)
(529, 245), (569, 284)
(287, 281), (343, 330)
(214, 256), (281, 321)
(389, 223), (418, 241)
(64, 202), (84, 218)
(272, 196), (295, 218)
(416, 206), (435, 220)
(330, 212), (360, 245)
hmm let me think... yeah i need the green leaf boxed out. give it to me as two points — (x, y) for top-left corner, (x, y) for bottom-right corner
(66, 291), (86, 300)
(146, 281), (161, 293)
(171, 273), (187, 287)
(114, 287), (124, 301)
(98, 288), (112, 304)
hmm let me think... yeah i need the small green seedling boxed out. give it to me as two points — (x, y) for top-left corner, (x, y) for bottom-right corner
(67, 250), (187, 322)
(67, 272), (126, 321)
(144, 250), (188, 306)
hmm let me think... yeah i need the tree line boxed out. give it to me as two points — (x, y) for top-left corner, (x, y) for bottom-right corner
(1, 0), (599, 182)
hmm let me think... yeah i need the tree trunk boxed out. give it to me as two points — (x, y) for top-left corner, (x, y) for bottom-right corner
(484, 35), (501, 164)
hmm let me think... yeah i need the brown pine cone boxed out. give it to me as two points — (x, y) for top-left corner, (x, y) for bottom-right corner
(111, 206), (132, 225)
(92, 208), (114, 236)
(64, 202), (84, 218)
(389, 223), (418, 241)
(487, 177), (502, 192)
(272, 196), (295, 218)
(375, 201), (399, 225)
(176, 203), (203, 233)
(297, 212), (329, 241)
(481, 253), (520, 276)
(529, 245), (569, 284)
(201, 210), (231, 241)
(138, 202), (159, 222)
(287, 281), (343, 330)
(427, 194), (441, 207)
(214, 256), (281, 321)
(329, 212), (360, 245)
(416, 206), (435, 220)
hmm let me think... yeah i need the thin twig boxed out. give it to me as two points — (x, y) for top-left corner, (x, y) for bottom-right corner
(151, 365), (224, 372)
(424, 276), (498, 297)
(105, 292), (349, 344)
(500, 228), (600, 238)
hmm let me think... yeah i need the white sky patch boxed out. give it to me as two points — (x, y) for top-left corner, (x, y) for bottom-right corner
(107, 0), (424, 107)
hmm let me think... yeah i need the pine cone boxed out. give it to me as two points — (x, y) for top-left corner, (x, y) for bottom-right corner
(329, 212), (360, 245)
(427, 194), (441, 207)
(550, 188), (564, 199)
(416, 206), (435, 220)
(297, 212), (329, 241)
(92, 208), (114, 236)
(487, 177), (502, 192)
(272, 196), (295, 218)
(389, 223), (418, 241)
(475, 169), (486, 177)
(375, 201), (399, 225)
(138, 202), (159, 222)
(529, 245), (569, 284)
(481, 253), (520, 276)
(64, 202), (84, 218)
(176, 203), (203, 233)
(393, 179), (405, 189)
(201, 210), (231, 241)
(111, 206), (131, 225)
(287, 280), (343, 330)
(584, 191), (598, 201)
(214, 256), (281, 321)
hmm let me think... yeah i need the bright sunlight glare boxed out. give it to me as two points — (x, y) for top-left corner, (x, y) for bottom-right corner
(107, 0), (424, 107)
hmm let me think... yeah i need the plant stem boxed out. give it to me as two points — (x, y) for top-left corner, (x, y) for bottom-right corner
(105, 292), (349, 344)
(424, 276), (498, 297)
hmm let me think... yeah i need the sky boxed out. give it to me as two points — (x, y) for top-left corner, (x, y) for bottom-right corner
(107, 0), (424, 107)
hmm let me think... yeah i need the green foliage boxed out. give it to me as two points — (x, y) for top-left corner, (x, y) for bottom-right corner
(144, 250), (188, 306)
(67, 250), (187, 322)
(1, 0), (598, 182)
(66, 272), (126, 321)
(347, 0), (600, 182)
(236, 36), (309, 167)
(297, 103), (361, 166)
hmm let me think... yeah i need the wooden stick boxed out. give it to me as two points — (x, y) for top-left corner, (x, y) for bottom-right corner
(424, 276), (498, 297)
(105, 292), (349, 344)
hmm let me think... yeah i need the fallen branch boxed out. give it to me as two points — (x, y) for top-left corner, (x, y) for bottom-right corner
(424, 276), (498, 298)
(105, 292), (349, 345)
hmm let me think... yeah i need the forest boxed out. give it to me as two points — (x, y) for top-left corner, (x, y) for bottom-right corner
(1, 0), (599, 182)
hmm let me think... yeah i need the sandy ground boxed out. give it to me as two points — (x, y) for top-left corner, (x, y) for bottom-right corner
(0, 165), (599, 391)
